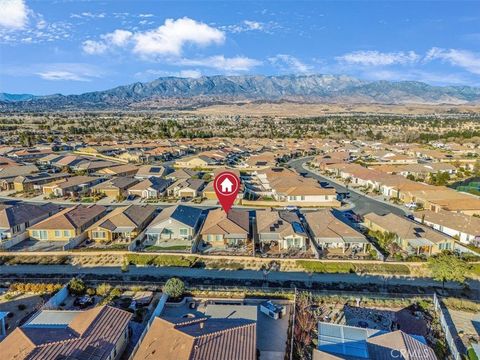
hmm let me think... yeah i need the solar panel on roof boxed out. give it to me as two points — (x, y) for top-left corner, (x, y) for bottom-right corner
(292, 222), (304, 233)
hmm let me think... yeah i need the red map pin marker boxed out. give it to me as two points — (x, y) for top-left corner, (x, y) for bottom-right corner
(213, 171), (240, 213)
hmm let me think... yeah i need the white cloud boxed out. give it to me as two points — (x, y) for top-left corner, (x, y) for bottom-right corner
(103, 29), (132, 46)
(223, 20), (264, 33)
(36, 70), (91, 81)
(336, 50), (420, 66)
(82, 40), (108, 54)
(0, 0), (29, 29)
(425, 47), (480, 75)
(27, 63), (105, 81)
(244, 20), (263, 31)
(70, 12), (105, 19)
(269, 54), (313, 73)
(133, 17), (225, 56)
(220, 20), (281, 34)
(82, 29), (133, 54)
(83, 17), (225, 58)
(178, 55), (261, 72)
(179, 69), (202, 78)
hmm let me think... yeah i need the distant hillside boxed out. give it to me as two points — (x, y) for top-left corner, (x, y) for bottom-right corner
(2, 74), (480, 111)
(0, 93), (35, 102)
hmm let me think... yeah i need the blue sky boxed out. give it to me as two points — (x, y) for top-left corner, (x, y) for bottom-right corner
(1, 0), (479, 95)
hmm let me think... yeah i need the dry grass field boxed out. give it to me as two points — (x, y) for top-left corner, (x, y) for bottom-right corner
(192, 102), (480, 117)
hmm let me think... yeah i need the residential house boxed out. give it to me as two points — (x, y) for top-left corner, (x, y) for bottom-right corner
(42, 176), (105, 197)
(92, 176), (139, 199)
(87, 205), (156, 243)
(413, 209), (480, 246)
(315, 322), (436, 360)
(200, 208), (250, 249)
(166, 168), (200, 181)
(304, 210), (369, 254)
(256, 209), (309, 252)
(0, 203), (61, 247)
(96, 164), (139, 177)
(174, 154), (222, 169)
(135, 165), (166, 179)
(28, 204), (106, 241)
(363, 212), (456, 255)
(144, 205), (204, 249)
(127, 177), (171, 199)
(71, 159), (119, 174)
(167, 178), (206, 199)
(0, 164), (38, 191)
(132, 316), (256, 360)
(248, 168), (339, 206)
(13, 172), (71, 193)
(0, 306), (132, 360)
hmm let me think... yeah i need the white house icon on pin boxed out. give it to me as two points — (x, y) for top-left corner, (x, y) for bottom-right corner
(220, 177), (233, 193)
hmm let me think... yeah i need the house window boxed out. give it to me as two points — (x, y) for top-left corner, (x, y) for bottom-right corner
(207, 235), (213, 241)
(55, 230), (61, 238)
(93, 231), (106, 239)
(179, 228), (188, 237)
(215, 235), (222, 241)
(300, 196), (305, 201)
(32, 230), (39, 238)
(63, 230), (70, 237)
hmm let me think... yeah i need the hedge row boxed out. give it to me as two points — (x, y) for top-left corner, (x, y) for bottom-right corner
(296, 260), (410, 275)
(126, 254), (197, 267)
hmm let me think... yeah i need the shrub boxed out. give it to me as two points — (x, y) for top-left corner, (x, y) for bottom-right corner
(354, 263), (410, 275)
(442, 297), (480, 313)
(68, 278), (86, 295)
(296, 261), (354, 273)
(163, 278), (185, 299)
(9, 282), (62, 294)
(86, 288), (96, 296)
(152, 255), (196, 267)
(96, 283), (112, 297)
(296, 261), (410, 275)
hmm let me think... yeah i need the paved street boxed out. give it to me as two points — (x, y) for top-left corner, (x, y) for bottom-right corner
(288, 157), (408, 216)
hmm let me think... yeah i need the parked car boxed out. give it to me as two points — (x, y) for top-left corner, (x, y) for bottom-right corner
(74, 295), (94, 308)
(405, 202), (418, 210)
(284, 205), (298, 211)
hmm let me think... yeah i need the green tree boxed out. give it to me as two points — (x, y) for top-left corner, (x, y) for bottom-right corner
(428, 252), (469, 290)
(163, 278), (185, 299)
(68, 278), (86, 295)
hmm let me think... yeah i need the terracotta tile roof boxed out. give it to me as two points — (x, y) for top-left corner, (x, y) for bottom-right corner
(256, 209), (306, 239)
(133, 316), (256, 360)
(305, 210), (366, 242)
(366, 330), (437, 359)
(414, 209), (480, 236)
(0, 203), (61, 229)
(200, 208), (249, 236)
(29, 205), (106, 230)
(0, 305), (132, 360)
(364, 212), (452, 244)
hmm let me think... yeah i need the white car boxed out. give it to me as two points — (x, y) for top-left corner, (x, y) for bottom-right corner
(405, 202), (417, 209)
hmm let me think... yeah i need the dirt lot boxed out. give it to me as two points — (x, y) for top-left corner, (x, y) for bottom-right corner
(0, 293), (44, 335)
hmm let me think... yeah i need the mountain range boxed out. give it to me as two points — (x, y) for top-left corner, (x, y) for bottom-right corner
(2, 74), (480, 111)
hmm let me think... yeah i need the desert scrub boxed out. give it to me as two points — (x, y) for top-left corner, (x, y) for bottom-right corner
(126, 254), (197, 267)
